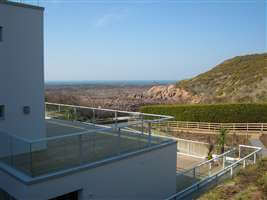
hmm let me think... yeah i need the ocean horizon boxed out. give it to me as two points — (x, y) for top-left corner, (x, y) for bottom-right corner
(45, 80), (176, 86)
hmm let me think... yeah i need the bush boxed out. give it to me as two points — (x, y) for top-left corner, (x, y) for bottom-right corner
(140, 104), (267, 123)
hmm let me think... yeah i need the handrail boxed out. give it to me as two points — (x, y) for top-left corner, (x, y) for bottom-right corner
(166, 146), (262, 200)
(45, 102), (173, 122)
(177, 148), (235, 176)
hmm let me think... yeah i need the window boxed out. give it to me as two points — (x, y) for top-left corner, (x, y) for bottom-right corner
(0, 26), (2, 42)
(49, 191), (79, 200)
(0, 105), (5, 120)
(23, 106), (31, 115)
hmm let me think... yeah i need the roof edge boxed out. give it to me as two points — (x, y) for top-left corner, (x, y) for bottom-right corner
(0, 0), (44, 11)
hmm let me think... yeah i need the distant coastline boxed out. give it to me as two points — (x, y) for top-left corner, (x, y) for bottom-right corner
(45, 80), (176, 86)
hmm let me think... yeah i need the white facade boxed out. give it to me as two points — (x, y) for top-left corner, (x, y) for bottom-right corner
(0, 1), (45, 141)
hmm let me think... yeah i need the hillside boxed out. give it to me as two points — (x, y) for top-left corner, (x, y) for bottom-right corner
(146, 53), (267, 104)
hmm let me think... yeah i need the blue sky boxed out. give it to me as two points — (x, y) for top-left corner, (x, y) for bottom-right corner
(42, 0), (266, 81)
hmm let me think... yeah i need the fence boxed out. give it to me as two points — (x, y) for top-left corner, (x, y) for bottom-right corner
(166, 145), (262, 200)
(153, 121), (267, 135)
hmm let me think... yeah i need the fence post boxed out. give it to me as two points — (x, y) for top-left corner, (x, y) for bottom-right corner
(243, 159), (246, 168)
(233, 123), (235, 132)
(254, 153), (256, 164)
(230, 167), (233, 178)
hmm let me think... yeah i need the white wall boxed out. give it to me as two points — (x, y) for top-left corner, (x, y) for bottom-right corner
(0, 2), (45, 143)
(0, 143), (177, 200)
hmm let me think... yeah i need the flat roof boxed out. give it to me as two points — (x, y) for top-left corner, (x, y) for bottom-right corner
(0, 0), (44, 11)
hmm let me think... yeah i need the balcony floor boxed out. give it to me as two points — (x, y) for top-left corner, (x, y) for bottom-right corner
(3, 119), (161, 177)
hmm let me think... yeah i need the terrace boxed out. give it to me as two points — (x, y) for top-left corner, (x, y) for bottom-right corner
(0, 103), (174, 182)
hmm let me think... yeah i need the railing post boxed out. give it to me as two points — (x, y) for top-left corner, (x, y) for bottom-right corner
(79, 134), (82, 165)
(30, 143), (33, 176)
(243, 159), (246, 168)
(230, 167), (233, 178)
(74, 107), (77, 121)
(193, 167), (196, 178)
(241, 145), (243, 159)
(92, 109), (95, 123)
(58, 104), (61, 113)
(188, 142), (190, 154)
(141, 114), (144, 135)
(148, 122), (152, 146)
(115, 111), (118, 130)
(118, 128), (121, 155)
(223, 156), (225, 169)
(209, 162), (212, 176)
(10, 136), (14, 167)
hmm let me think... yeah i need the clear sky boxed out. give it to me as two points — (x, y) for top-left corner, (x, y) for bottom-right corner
(41, 0), (266, 81)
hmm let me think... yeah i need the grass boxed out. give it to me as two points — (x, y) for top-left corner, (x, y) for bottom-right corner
(198, 158), (267, 200)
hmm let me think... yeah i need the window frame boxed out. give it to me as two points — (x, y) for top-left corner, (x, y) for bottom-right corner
(0, 26), (3, 42)
(0, 105), (5, 120)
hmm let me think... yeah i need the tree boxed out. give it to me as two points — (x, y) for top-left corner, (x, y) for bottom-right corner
(217, 128), (228, 154)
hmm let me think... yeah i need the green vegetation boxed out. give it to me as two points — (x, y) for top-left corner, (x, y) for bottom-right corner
(140, 104), (267, 123)
(176, 53), (267, 103)
(198, 158), (267, 200)
(217, 128), (228, 154)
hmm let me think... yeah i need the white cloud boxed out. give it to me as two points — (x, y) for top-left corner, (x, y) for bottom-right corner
(95, 9), (128, 28)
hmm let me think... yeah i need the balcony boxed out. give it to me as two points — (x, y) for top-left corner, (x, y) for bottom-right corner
(0, 103), (174, 181)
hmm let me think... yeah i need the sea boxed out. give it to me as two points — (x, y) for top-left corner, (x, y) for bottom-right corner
(45, 80), (176, 87)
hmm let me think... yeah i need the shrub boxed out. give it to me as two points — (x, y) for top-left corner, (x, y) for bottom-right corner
(140, 104), (267, 123)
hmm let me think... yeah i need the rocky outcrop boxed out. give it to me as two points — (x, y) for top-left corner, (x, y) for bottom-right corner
(145, 84), (202, 103)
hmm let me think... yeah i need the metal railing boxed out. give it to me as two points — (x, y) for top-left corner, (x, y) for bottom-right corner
(0, 103), (173, 178)
(166, 145), (262, 200)
(6, 0), (40, 6)
(153, 121), (267, 134)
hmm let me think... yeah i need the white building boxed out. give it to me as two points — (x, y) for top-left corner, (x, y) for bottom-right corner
(0, 1), (177, 200)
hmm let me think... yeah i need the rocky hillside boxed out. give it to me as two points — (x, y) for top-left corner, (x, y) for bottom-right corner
(145, 53), (267, 104)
